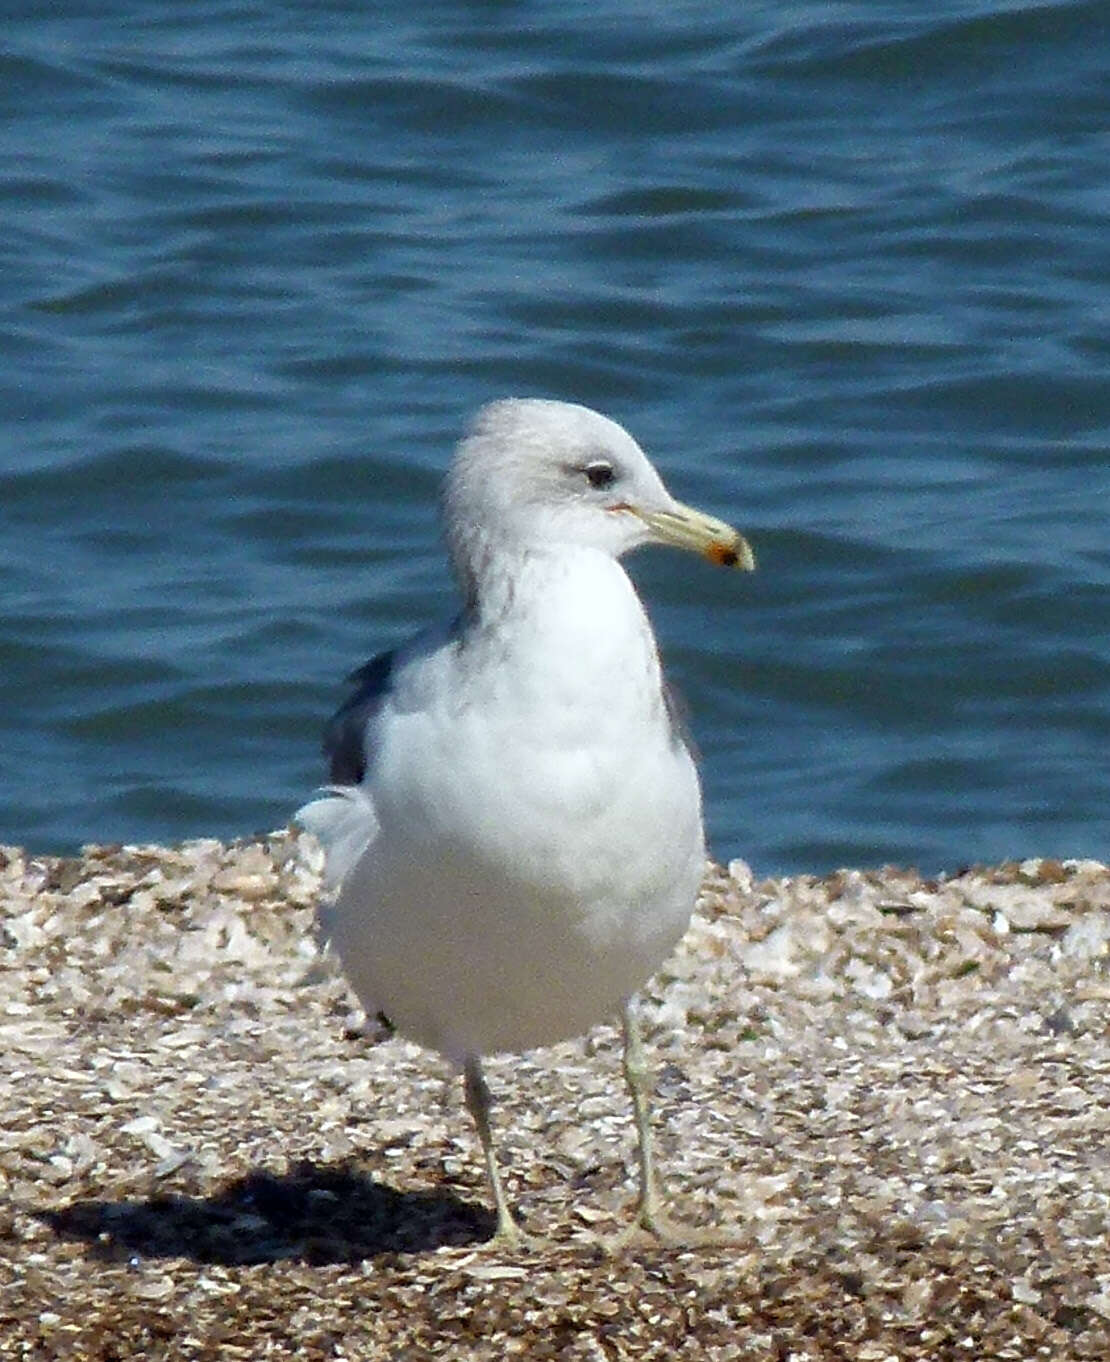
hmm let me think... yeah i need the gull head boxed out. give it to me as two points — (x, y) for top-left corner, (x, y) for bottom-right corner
(443, 398), (754, 590)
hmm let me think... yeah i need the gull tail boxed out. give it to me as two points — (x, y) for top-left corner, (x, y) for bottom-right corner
(295, 785), (378, 893)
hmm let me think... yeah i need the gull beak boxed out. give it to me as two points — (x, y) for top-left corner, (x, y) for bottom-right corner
(632, 500), (756, 571)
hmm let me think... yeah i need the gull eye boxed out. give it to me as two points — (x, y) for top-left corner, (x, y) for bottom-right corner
(583, 460), (616, 490)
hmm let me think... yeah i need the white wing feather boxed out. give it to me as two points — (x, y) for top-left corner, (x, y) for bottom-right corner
(295, 785), (378, 894)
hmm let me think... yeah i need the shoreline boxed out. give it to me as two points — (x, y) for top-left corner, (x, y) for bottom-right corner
(4, 835), (1109, 1358)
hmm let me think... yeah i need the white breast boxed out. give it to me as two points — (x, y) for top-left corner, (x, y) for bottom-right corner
(324, 548), (705, 1059)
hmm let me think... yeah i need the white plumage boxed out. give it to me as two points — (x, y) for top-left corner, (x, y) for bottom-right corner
(298, 398), (753, 1243)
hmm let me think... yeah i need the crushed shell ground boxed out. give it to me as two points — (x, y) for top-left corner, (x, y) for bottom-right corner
(3, 832), (1110, 1359)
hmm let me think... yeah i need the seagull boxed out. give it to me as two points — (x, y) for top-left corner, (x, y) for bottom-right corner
(297, 398), (754, 1245)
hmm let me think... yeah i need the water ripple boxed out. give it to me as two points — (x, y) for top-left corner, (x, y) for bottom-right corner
(0, 0), (1105, 869)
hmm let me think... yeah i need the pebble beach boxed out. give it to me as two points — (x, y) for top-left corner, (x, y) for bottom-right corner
(4, 834), (1110, 1359)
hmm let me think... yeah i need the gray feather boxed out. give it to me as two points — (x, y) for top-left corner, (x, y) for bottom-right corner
(323, 649), (397, 785)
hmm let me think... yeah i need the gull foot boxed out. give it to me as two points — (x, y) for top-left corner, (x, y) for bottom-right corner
(485, 1205), (524, 1251)
(480, 1205), (558, 1253)
(487, 1225), (523, 1250)
(601, 1205), (747, 1254)
(483, 1221), (563, 1254)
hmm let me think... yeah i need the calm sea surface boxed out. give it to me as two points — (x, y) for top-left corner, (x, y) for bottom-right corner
(1, 1), (1107, 873)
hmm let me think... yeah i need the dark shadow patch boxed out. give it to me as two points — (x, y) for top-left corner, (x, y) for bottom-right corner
(37, 1160), (496, 1264)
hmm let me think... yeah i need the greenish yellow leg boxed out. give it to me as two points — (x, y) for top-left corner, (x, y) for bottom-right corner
(463, 1055), (521, 1247)
(622, 1000), (667, 1232)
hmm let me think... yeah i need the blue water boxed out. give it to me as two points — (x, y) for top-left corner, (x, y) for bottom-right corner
(1, 1), (1107, 873)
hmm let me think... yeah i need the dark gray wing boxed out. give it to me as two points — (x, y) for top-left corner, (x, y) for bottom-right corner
(323, 648), (397, 785)
(322, 613), (467, 785)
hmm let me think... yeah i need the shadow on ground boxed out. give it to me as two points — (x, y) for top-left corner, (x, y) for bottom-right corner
(38, 1160), (496, 1264)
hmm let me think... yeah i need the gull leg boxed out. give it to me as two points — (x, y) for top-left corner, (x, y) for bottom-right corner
(621, 1000), (667, 1233)
(612, 1001), (742, 1252)
(463, 1055), (521, 1247)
